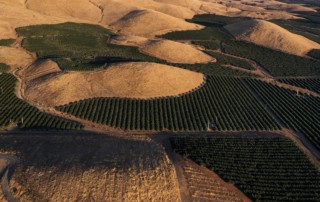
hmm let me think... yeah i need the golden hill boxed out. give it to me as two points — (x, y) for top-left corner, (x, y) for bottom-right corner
(141, 40), (215, 64)
(225, 19), (320, 56)
(25, 62), (205, 106)
(109, 9), (202, 37)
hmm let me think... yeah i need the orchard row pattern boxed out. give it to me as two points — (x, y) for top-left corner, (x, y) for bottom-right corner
(278, 78), (320, 94)
(244, 79), (320, 151)
(171, 136), (320, 201)
(56, 77), (280, 131)
(0, 73), (83, 129)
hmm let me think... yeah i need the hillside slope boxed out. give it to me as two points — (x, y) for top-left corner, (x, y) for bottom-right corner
(225, 19), (320, 56)
(25, 62), (204, 106)
(141, 40), (215, 64)
(110, 10), (202, 37)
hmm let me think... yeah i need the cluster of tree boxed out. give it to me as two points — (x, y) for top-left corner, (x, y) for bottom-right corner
(279, 78), (320, 94)
(205, 51), (255, 70)
(0, 73), (83, 130)
(308, 49), (320, 60)
(171, 136), (320, 201)
(0, 63), (10, 73)
(222, 40), (320, 76)
(17, 23), (163, 71)
(245, 78), (320, 151)
(0, 39), (15, 47)
(57, 77), (279, 131)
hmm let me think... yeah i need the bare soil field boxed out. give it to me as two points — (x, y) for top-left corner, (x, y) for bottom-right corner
(0, 132), (181, 202)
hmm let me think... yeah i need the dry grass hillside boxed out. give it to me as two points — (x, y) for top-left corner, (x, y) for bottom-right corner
(0, 0), (80, 40)
(26, 0), (102, 22)
(225, 19), (320, 56)
(180, 158), (251, 202)
(0, 47), (33, 68)
(141, 40), (215, 64)
(0, 0), (316, 40)
(200, 0), (312, 19)
(109, 10), (203, 37)
(241, 0), (317, 13)
(25, 62), (204, 106)
(0, 133), (181, 202)
(92, 0), (197, 24)
(0, 22), (16, 40)
(24, 59), (61, 83)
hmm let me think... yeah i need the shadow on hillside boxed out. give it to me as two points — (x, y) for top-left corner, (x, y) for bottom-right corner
(0, 132), (165, 171)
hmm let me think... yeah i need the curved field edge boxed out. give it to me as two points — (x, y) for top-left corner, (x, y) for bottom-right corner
(16, 23), (163, 71)
(171, 135), (320, 201)
(160, 14), (320, 77)
(15, 22), (257, 77)
(244, 78), (320, 152)
(0, 133), (181, 201)
(55, 77), (280, 132)
(0, 73), (83, 130)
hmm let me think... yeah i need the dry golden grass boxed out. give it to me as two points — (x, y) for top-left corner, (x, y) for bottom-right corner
(25, 62), (204, 106)
(180, 158), (251, 202)
(225, 19), (320, 56)
(0, 133), (181, 202)
(24, 59), (61, 83)
(0, 46), (33, 69)
(0, 21), (16, 40)
(141, 40), (215, 64)
(0, 0), (80, 40)
(199, 0), (308, 20)
(111, 35), (150, 47)
(0, 0), (316, 40)
(26, 0), (102, 22)
(109, 9), (203, 37)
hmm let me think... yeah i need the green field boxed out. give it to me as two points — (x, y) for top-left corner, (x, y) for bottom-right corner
(222, 40), (320, 76)
(0, 73), (83, 129)
(245, 78), (320, 151)
(161, 27), (231, 41)
(173, 62), (256, 77)
(277, 0), (320, 7)
(17, 23), (162, 71)
(205, 51), (255, 70)
(161, 14), (320, 77)
(192, 40), (221, 50)
(171, 135), (320, 201)
(187, 14), (249, 27)
(56, 77), (279, 131)
(0, 63), (10, 72)
(272, 19), (320, 43)
(308, 49), (320, 59)
(278, 78), (320, 94)
(0, 39), (15, 46)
